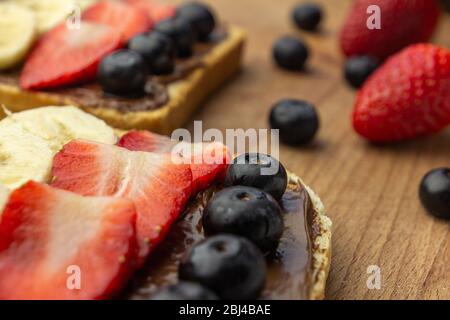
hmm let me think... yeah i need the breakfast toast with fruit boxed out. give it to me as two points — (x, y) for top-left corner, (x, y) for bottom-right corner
(0, 106), (331, 300)
(0, 0), (245, 134)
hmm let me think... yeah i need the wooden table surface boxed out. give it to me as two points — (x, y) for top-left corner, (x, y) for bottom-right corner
(176, 0), (450, 300)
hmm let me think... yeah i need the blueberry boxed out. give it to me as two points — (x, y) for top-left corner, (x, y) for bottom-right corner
(150, 281), (218, 300)
(419, 168), (450, 220)
(224, 153), (287, 201)
(127, 32), (175, 75)
(177, 2), (216, 41)
(203, 186), (283, 252)
(344, 56), (379, 89)
(98, 49), (147, 97)
(179, 234), (266, 300)
(273, 36), (309, 70)
(292, 3), (323, 31)
(154, 17), (196, 58)
(269, 99), (319, 145)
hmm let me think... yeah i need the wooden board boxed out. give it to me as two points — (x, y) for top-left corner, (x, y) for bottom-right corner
(178, 0), (450, 300)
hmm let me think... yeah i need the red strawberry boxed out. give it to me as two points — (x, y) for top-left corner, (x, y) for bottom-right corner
(123, 0), (176, 23)
(353, 44), (450, 143)
(83, 0), (152, 43)
(340, 0), (440, 60)
(118, 131), (231, 193)
(0, 182), (137, 300)
(51, 140), (192, 264)
(20, 22), (121, 90)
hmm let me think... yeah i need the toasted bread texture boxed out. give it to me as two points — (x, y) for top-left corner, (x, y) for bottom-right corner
(0, 26), (245, 134)
(290, 173), (332, 300)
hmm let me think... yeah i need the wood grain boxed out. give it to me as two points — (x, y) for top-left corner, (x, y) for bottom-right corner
(175, 0), (450, 299)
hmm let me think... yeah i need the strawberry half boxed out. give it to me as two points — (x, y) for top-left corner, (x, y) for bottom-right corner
(340, 0), (440, 60)
(352, 44), (450, 143)
(0, 182), (137, 300)
(83, 0), (153, 44)
(123, 0), (176, 23)
(20, 22), (121, 90)
(118, 131), (231, 194)
(51, 140), (192, 264)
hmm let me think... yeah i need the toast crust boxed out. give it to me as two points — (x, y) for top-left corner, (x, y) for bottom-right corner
(290, 173), (332, 300)
(0, 26), (246, 134)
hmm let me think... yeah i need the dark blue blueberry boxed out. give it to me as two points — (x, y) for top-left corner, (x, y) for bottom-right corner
(273, 36), (309, 70)
(419, 168), (450, 220)
(292, 3), (323, 31)
(224, 153), (288, 200)
(127, 32), (175, 75)
(269, 99), (319, 145)
(154, 17), (196, 58)
(176, 2), (216, 41)
(179, 234), (266, 300)
(344, 55), (379, 88)
(203, 186), (284, 252)
(98, 49), (147, 97)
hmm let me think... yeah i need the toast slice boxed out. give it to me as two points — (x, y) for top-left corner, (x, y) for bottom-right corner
(0, 26), (245, 135)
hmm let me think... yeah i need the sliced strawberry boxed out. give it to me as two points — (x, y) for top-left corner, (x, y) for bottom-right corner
(118, 131), (231, 194)
(20, 22), (121, 90)
(0, 182), (137, 300)
(123, 0), (176, 23)
(51, 140), (192, 264)
(83, 0), (152, 43)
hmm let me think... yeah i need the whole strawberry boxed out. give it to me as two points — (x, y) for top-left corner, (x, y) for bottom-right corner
(352, 44), (450, 143)
(340, 0), (441, 60)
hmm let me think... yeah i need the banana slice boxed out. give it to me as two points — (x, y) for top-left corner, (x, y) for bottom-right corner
(0, 2), (36, 70)
(0, 122), (54, 189)
(16, 0), (76, 35)
(1, 106), (117, 152)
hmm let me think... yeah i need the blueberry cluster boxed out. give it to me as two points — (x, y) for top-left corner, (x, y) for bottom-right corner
(268, 4), (326, 146)
(97, 2), (216, 97)
(152, 153), (288, 300)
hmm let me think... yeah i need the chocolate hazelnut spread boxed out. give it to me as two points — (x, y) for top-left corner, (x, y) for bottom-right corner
(0, 29), (228, 112)
(123, 181), (313, 300)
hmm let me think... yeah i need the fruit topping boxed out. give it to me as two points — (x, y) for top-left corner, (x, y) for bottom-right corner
(273, 36), (309, 70)
(0, 122), (54, 189)
(51, 140), (192, 263)
(0, 2), (36, 71)
(82, 0), (152, 44)
(127, 32), (175, 75)
(203, 186), (284, 252)
(98, 49), (148, 97)
(419, 168), (450, 220)
(269, 99), (320, 145)
(154, 17), (196, 58)
(352, 44), (450, 142)
(340, 0), (440, 60)
(292, 3), (323, 31)
(20, 22), (121, 90)
(151, 281), (218, 300)
(224, 153), (287, 200)
(17, 0), (75, 35)
(118, 130), (231, 194)
(179, 234), (266, 300)
(124, 0), (176, 23)
(176, 2), (216, 41)
(344, 55), (379, 89)
(0, 181), (137, 300)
